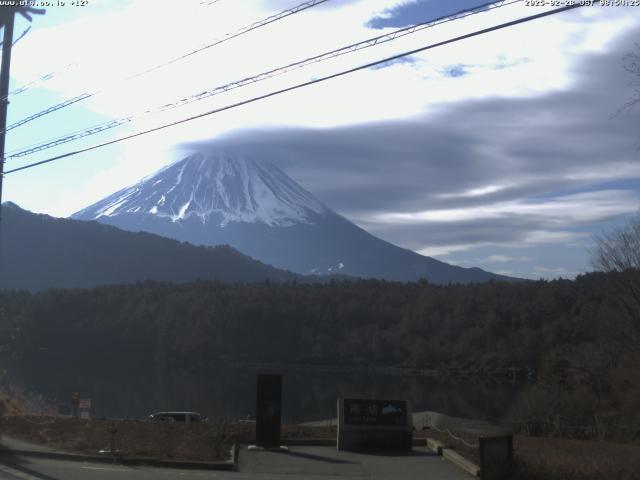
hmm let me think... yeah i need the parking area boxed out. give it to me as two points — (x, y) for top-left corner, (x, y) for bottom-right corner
(238, 445), (471, 479)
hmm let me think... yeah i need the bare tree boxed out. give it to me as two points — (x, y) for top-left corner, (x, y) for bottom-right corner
(620, 43), (640, 115)
(591, 214), (640, 352)
(592, 214), (640, 272)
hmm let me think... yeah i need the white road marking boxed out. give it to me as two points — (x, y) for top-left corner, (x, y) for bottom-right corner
(81, 466), (129, 472)
(0, 464), (45, 480)
(147, 470), (218, 477)
(80, 466), (216, 476)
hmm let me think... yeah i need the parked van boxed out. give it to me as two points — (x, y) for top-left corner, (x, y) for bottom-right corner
(148, 411), (207, 423)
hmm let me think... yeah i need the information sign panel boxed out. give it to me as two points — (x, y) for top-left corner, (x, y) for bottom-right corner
(337, 398), (412, 452)
(344, 399), (408, 426)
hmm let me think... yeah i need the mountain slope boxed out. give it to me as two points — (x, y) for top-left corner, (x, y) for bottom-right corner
(0, 202), (299, 291)
(73, 152), (515, 284)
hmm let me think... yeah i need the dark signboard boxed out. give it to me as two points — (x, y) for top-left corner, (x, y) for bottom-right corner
(255, 374), (282, 447)
(343, 399), (407, 426)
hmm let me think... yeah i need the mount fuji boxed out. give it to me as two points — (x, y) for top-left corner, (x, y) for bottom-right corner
(72, 152), (512, 283)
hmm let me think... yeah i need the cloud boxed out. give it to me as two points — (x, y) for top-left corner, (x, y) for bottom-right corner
(370, 56), (417, 70)
(366, 0), (493, 29)
(443, 64), (467, 77)
(11, 0), (628, 142)
(372, 190), (639, 225)
(4, 0), (640, 280)
(437, 184), (511, 198)
(486, 255), (532, 263)
(176, 21), (640, 274)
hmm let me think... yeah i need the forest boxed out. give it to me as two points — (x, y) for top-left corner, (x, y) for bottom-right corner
(0, 271), (632, 370)
(0, 266), (638, 438)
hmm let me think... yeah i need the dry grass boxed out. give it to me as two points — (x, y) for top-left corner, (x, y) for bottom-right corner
(333, 420), (640, 480)
(0, 416), (336, 462)
(513, 436), (640, 480)
(418, 429), (640, 480)
(0, 395), (21, 416)
(1, 416), (235, 461)
(6, 416), (637, 478)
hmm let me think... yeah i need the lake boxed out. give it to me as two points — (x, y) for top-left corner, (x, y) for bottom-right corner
(1, 356), (524, 423)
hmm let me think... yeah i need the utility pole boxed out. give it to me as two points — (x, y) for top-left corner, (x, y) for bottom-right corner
(0, 4), (44, 222)
(0, 10), (14, 221)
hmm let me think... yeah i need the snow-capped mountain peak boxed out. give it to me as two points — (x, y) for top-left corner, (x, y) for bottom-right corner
(73, 153), (328, 227)
(72, 150), (514, 284)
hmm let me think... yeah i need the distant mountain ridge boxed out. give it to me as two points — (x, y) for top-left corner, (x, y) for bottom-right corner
(0, 202), (300, 291)
(73, 152), (515, 284)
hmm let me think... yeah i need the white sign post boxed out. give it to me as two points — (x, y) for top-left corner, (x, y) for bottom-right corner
(79, 399), (91, 420)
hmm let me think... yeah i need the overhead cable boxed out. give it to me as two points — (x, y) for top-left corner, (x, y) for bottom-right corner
(0, 62), (77, 103)
(4, 3), (586, 176)
(2, 0), (332, 133)
(7, 0), (518, 159)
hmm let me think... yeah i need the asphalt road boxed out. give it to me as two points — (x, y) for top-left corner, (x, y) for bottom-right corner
(0, 456), (222, 480)
(0, 446), (470, 480)
(239, 446), (469, 479)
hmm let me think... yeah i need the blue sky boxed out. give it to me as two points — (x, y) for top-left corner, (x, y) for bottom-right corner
(366, 0), (495, 28)
(2, 0), (640, 279)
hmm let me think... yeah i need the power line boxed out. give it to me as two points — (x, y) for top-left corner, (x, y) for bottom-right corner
(0, 24), (30, 48)
(2, 0), (332, 133)
(4, 0), (220, 97)
(6, 0), (520, 159)
(3, 3), (586, 176)
(4, 0), (205, 101)
(0, 62), (77, 102)
(4, 116), (112, 155)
